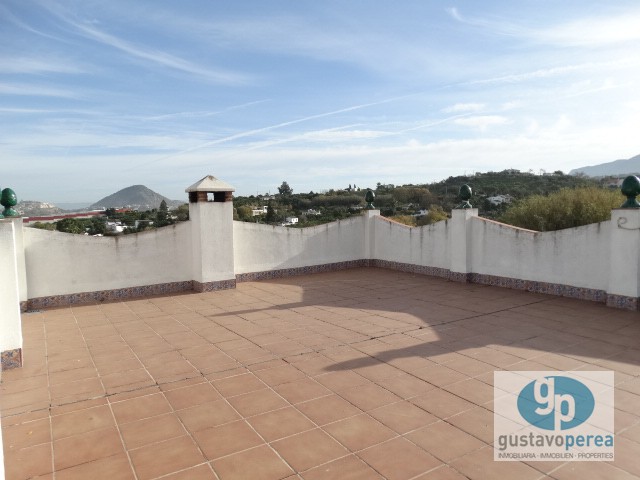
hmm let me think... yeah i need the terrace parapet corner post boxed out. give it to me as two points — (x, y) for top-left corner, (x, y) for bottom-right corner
(619, 175), (640, 209)
(454, 184), (473, 209)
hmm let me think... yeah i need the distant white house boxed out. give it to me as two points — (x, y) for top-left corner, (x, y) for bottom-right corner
(306, 209), (321, 216)
(285, 217), (298, 224)
(251, 206), (268, 216)
(106, 222), (125, 233)
(486, 195), (513, 206)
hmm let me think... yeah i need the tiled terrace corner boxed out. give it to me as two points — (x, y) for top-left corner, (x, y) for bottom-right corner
(2, 268), (640, 480)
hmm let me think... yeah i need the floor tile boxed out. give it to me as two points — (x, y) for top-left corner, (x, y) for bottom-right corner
(212, 445), (293, 480)
(226, 388), (288, 417)
(247, 407), (316, 442)
(273, 378), (331, 404)
(272, 428), (348, 472)
(301, 454), (384, 480)
(54, 453), (135, 480)
(119, 412), (186, 449)
(323, 414), (396, 451)
(358, 437), (442, 480)
(297, 394), (362, 425)
(51, 404), (115, 440)
(111, 392), (172, 424)
(449, 446), (548, 480)
(129, 435), (206, 480)
(4, 442), (53, 480)
(193, 420), (264, 459)
(406, 421), (487, 462)
(53, 426), (123, 471)
(176, 399), (241, 433)
(212, 373), (266, 397)
(2, 417), (51, 449)
(338, 383), (401, 411)
(368, 401), (438, 434)
(164, 382), (221, 410)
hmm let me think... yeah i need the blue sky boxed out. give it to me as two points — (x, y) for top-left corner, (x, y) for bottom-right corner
(2, 1), (640, 203)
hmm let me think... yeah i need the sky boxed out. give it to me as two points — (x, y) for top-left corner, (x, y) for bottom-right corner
(2, 1), (640, 203)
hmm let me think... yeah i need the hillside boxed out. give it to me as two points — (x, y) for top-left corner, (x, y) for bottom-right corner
(90, 185), (183, 210)
(16, 201), (65, 217)
(569, 153), (640, 177)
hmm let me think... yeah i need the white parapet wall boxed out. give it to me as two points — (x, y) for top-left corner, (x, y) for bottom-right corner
(469, 216), (610, 292)
(372, 216), (451, 271)
(24, 222), (192, 299)
(233, 216), (367, 275)
(0, 219), (23, 369)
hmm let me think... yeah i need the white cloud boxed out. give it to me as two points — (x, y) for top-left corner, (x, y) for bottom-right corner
(0, 56), (85, 74)
(537, 12), (640, 47)
(0, 82), (79, 98)
(443, 103), (485, 113)
(454, 115), (508, 130)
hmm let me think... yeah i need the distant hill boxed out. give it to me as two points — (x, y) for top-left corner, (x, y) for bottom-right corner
(16, 201), (65, 217)
(569, 153), (640, 177)
(90, 185), (183, 210)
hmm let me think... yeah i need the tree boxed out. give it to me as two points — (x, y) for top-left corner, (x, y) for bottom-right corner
(265, 200), (277, 223)
(87, 217), (107, 236)
(56, 218), (85, 234)
(30, 221), (56, 231)
(417, 205), (448, 226)
(499, 187), (623, 231)
(174, 204), (189, 221)
(278, 181), (293, 196)
(236, 206), (252, 221)
(155, 200), (171, 227)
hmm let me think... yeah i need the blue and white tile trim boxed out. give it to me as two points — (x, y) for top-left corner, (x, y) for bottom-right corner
(1, 348), (22, 370)
(23, 260), (637, 312)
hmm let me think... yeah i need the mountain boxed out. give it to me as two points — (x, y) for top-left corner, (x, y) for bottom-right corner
(569, 153), (640, 177)
(90, 185), (183, 210)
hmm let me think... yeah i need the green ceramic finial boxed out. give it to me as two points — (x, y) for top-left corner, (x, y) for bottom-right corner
(1, 187), (18, 217)
(365, 189), (375, 210)
(620, 175), (640, 208)
(455, 184), (473, 209)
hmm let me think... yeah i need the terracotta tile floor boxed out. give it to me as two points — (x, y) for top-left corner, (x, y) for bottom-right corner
(2, 268), (640, 479)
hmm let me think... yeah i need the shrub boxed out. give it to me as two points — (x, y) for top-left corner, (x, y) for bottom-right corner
(499, 187), (623, 231)
(417, 205), (449, 226)
(389, 215), (417, 226)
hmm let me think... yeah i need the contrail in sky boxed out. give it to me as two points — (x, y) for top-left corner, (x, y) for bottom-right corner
(127, 94), (416, 170)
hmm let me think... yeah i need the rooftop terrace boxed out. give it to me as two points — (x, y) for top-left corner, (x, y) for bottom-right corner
(2, 268), (640, 479)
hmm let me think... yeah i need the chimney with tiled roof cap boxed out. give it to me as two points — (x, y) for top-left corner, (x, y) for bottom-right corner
(186, 175), (236, 292)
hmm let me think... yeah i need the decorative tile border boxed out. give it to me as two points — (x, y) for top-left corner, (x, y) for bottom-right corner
(367, 260), (623, 307)
(606, 294), (638, 311)
(236, 260), (370, 283)
(27, 280), (196, 310)
(23, 261), (637, 312)
(1, 348), (22, 370)
(193, 279), (237, 292)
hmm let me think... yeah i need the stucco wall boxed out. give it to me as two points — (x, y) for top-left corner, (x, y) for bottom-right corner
(233, 216), (366, 274)
(24, 222), (192, 298)
(469, 217), (610, 291)
(0, 220), (22, 354)
(372, 216), (451, 270)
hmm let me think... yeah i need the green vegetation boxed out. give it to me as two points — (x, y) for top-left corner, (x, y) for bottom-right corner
(233, 170), (608, 229)
(499, 187), (623, 231)
(30, 204), (189, 235)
